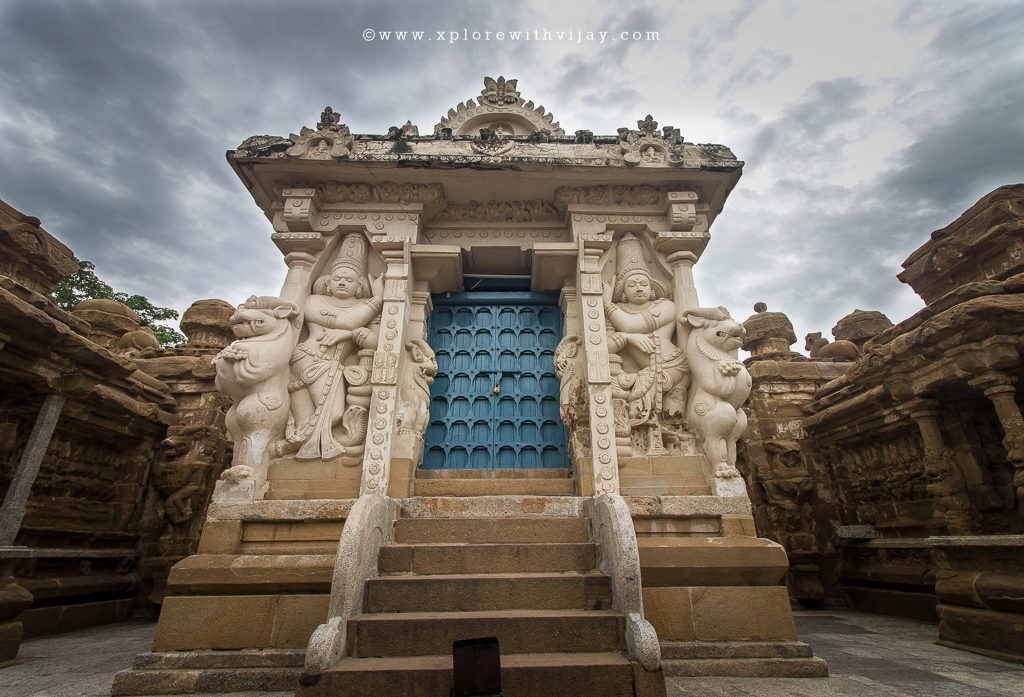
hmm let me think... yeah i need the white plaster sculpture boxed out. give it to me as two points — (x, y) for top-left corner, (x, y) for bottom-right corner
(603, 233), (689, 455)
(213, 296), (301, 501)
(396, 338), (437, 438)
(284, 233), (382, 461)
(683, 307), (752, 480)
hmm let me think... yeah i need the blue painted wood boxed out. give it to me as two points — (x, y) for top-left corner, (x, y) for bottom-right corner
(423, 292), (569, 470)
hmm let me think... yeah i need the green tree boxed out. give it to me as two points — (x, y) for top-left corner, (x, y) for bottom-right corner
(49, 260), (186, 347)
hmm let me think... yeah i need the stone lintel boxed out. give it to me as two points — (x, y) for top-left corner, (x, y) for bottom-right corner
(410, 244), (463, 293)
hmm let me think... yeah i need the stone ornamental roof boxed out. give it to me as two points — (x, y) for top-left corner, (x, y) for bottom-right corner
(228, 76), (741, 172)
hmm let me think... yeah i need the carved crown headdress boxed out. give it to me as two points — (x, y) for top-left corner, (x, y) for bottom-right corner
(612, 233), (667, 302)
(331, 233), (369, 277)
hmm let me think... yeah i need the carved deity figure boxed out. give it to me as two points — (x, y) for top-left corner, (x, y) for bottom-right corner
(285, 233), (382, 460)
(684, 307), (752, 478)
(213, 296), (301, 496)
(603, 233), (689, 455)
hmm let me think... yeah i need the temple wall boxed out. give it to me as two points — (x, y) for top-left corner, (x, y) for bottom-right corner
(0, 200), (238, 658)
(739, 185), (1024, 661)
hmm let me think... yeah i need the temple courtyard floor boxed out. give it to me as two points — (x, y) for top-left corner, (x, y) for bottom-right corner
(1, 609), (1022, 697)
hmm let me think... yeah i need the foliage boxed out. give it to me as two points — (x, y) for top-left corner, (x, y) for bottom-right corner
(49, 260), (186, 346)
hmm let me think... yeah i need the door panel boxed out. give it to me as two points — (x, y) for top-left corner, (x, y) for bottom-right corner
(423, 292), (569, 470)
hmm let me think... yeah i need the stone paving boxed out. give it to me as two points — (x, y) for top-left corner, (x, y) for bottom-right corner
(1, 609), (1023, 696)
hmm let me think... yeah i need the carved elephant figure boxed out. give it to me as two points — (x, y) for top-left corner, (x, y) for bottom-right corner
(683, 307), (752, 478)
(213, 296), (300, 497)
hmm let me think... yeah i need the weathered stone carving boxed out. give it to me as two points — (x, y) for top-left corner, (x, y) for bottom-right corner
(72, 298), (141, 350)
(684, 307), (751, 478)
(213, 296), (301, 500)
(284, 106), (354, 160)
(433, 199), (560, 223)
(118, 325), (160, 356)
(742, 302), (802, 362)
(285, 233), (382, 461)
(832, 309), (893, 350)
(618, 115), (683, 167)
(805, 332), (860, 361)
(434, 76), (564, 137)
(603, 233), (688, 456)
(154, 425), (227, 525)
(395, 338), (436, 438)
(554, 185), (669, 209)
(278, 181), (444, 207)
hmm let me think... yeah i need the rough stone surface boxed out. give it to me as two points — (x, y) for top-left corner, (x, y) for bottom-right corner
(736, 188), (1024, 663)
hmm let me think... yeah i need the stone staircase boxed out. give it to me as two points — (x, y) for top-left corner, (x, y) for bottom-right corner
(412, 467), (575, 496)
(111, 648), (303, 696)
(297, 503), (663, 697)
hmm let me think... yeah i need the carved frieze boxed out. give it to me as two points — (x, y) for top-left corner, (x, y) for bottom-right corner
(433, 199), (561, 223)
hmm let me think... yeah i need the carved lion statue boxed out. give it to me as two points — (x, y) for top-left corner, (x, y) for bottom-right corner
(396, 338), (437, 438)
(683, 307), (752, 478)
(212, 296), (300, 501)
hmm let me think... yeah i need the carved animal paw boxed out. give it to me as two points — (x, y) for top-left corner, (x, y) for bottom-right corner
(714, 463), (740, 478)
(217, 345), (248, 362)
(717, 361), (741, 377)
(220, 465), (253, 483)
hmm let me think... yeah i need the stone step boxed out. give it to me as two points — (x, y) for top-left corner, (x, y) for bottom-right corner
(394, 516), (589, 544)
(416, 468), (571, 479)
(379, 542), (597, 574)
(128, 649), (305, 670)
(347, 608), (623, 656)
(364, 572), (612, 612)
(299, 652), (638, 697)
(400, 495), (585, 519)
(413, 477), (575, 497)
(661, 656), (829, 678)
(660, 640), (815, 660)
(111, 666), (300, 696)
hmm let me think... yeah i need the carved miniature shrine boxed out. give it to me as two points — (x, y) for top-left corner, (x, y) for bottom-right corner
(3, 78), (1022, 697)
(109, 77), (817, 696)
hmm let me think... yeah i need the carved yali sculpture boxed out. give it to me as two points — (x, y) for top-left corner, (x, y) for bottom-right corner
(684, 307), (752, 478)
(396, 338), (437, 438)
(284, 233), (382, 461)
(603, 233), (689, 456)
(214, 296), (301, 495)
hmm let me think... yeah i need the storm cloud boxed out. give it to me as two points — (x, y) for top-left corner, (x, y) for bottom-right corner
(0, 0), (1021, 346)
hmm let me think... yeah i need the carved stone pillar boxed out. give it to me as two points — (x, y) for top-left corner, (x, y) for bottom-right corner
(969, 371), (1024, 506)
(0, 394), (65, 545)
(272, 231), (325, 307)
(664, 251), (699, 314)
(360, 237), (413, 497)
(577, 239), (620, 494)
(906, 399), (976, 534)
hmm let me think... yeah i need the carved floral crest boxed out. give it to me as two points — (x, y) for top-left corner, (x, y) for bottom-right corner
(434, 76), (565, 137)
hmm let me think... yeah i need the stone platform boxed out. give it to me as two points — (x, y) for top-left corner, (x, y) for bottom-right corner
(4, 610), (1024, 696)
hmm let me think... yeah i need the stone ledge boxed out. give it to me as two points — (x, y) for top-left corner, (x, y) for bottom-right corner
(207, 499), (355, 522)
(626, 496), (751, 517)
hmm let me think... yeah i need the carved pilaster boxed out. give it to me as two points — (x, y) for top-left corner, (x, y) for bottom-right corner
(577, 239), (619, 494)
(969, 372), (1024, 506)
(905, 399), (977, 534)
(361, 238), (413, 496)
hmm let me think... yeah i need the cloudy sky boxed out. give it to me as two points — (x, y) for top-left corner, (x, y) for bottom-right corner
(1, 0), (1022, 348)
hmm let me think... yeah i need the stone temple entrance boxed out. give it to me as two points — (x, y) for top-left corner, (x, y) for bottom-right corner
(423, 291), (568, 469)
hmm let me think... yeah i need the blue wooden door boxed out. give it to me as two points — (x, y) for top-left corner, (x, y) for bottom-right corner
(423, 292), (568, 469)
